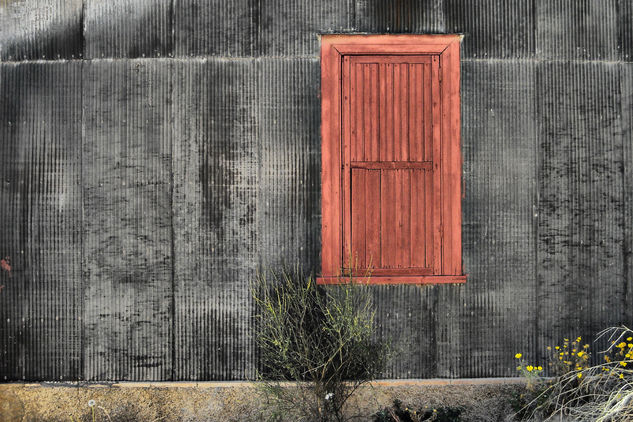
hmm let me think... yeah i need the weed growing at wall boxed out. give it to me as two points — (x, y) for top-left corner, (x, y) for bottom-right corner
(512, 326), (633, 421)
(251, 268), (390, 422)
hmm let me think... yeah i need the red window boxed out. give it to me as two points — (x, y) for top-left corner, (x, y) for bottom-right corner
(319, 35), (465, 285)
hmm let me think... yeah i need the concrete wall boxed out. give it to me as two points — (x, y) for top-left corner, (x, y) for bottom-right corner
(0, 0), (632, 381)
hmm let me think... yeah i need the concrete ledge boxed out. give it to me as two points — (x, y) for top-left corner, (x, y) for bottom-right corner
(11, 377), (527, 389)
(0, 378), (527, 421)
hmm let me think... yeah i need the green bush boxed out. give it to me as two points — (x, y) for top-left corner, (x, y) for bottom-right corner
(252, 268), (390, 422)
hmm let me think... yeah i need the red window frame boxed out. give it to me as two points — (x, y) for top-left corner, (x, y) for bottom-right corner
(318, 35), (465, 285)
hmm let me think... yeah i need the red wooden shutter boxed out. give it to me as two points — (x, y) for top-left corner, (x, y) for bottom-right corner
(319, 35), (464, 285)
(343, 55), (439, 276)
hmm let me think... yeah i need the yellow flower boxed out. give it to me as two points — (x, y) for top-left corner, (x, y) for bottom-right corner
(564, 338), (569, 342)
(527, 365), (534, 372)
(620, 374), (625, 379)
(626, 354), (631, 358)
(537, 366), (542, 371)
(618, 342), (627, 348)
(620, 362), (627, 367)
(516, 366), (522, 370)
(628, 344), (633, 348)
(555, 346), (560, 350)
(577, 351), (585, 357)
(577, 373), (582, 379)
(576, 336), (582, 342)
(627, 337), (632, 341)
(515, 353), (522, 359)
(547, 346), (552, 351)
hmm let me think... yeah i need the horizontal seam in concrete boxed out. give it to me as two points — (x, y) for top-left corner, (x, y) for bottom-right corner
(0, 57), (631, 65)
(1, 378), (527, 389)
(0, 56), (320, 64)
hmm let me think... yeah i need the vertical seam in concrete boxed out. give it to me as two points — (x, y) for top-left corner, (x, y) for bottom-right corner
(79, 59), (86, 381)
(169, 0), (175, 58)
(169, 61), (176, 381)
(431, 286), (439, 377)
(80, 0), (86, 59)
(533, 60), (541, 359)
(619, 64), (631, 322)
(350, 0), (357, 31)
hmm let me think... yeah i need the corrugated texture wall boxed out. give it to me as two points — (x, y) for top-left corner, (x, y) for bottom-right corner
(0, 0), (631, 381)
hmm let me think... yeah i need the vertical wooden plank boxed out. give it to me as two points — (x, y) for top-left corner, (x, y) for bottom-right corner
(400, 64), (410, 161)
(352, 62), (363, 162)
(431, 56), (442, 273)
(393, 169), (403, 268)
(424, 169), (434, 268)
(381, 171), (397, 268)
(369, 64), (380, 161)
(350, 60), (358, 163)
(410, 169), (427, 267)
(409, 64), (420, 161)
(365, 170), (381, 269)
(343, 57), (353, 265)
(440, 42), (463, 275)
(351, 170), (366, 267)
(320, 41), (342, 276)
(345, 60), (354, 266)
(398, 170), (412, 267)
(83, 60), (173, 381)
(362, 64), (371, 162)
(379, 63), (389, 161)
(393, 63), (402, 161)
(424, 63), (433, 162)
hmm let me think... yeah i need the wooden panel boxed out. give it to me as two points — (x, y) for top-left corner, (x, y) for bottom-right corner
(365, 170), (382, 269)
(321, 36), (463, 282)
(320, 37), (343, 277)
(352, 161), (432, 170)
(351, 169), (367, 267)
(349, 57), (432, 166)
(380, 63), (394, 161)
(318, 275), (466, 285)
(409, 64), (421, 161)
(440, 41), (463, 275)
(380, 170), (397, 268)
(368, 64), (380, 161)
(411, 169), (429, 268)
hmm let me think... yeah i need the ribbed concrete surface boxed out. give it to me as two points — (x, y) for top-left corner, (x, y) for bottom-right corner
(0, 1), (632, 383)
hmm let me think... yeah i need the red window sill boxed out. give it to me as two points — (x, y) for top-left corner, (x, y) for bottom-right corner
(316, 275), (467, 285)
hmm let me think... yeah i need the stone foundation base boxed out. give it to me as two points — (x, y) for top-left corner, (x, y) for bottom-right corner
(0, 378), (526, 421)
